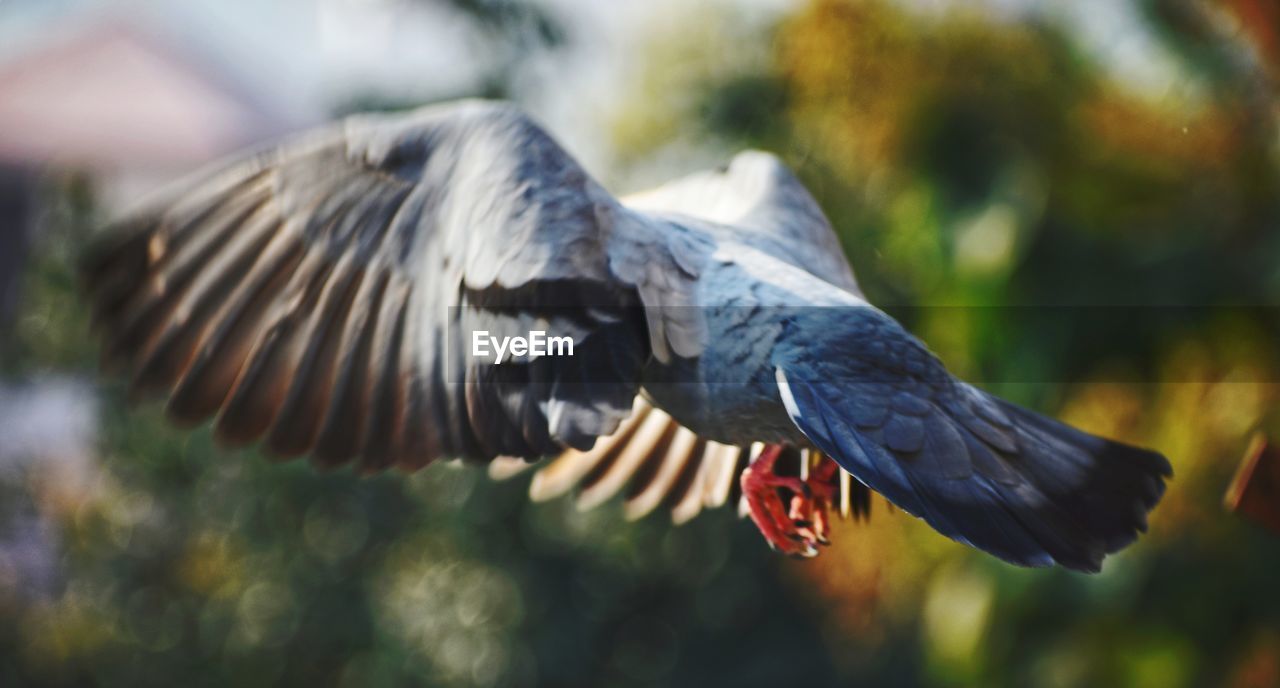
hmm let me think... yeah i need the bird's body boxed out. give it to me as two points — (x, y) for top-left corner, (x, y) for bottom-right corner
(638, 240), (854, 445)
(81, 100), (1171, 572)
(621, 150), (869, 445)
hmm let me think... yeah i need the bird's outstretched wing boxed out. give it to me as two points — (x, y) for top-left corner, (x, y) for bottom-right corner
(81, 100), (703, 471)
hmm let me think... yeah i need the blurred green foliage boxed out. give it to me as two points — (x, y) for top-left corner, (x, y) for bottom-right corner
(3, 0), (1280, 686)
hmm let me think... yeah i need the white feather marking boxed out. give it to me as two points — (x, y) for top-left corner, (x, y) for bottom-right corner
(775, 367), (802, 420)
(840, 468), (852, 519)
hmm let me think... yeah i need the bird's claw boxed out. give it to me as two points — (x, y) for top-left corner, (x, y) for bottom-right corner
(790, 455), (838, 546)
(741, 445), (836, 558)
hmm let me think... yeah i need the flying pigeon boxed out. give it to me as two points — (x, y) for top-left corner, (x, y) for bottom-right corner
(80, 100), (1171, 572)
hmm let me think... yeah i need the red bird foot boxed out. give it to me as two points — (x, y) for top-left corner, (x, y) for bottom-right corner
(741, 444), (837, 558)
(790, 454), (839, 547)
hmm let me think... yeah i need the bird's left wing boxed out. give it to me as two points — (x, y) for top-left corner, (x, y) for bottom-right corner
(81, 100), (703, 471)
(623, 150), (858, 292)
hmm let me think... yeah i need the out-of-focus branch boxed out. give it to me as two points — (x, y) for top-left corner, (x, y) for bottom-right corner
(1226, 433), (1280, 535)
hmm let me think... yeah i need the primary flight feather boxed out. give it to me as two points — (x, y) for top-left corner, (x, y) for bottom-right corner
(81, 99), (1171, 572)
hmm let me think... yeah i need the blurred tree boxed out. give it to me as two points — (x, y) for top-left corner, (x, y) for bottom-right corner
(335, 0), (566, 112)
(433, 0), (566, 98)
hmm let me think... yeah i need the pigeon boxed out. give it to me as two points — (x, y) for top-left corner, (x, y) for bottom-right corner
(80, 99), (1171, 572)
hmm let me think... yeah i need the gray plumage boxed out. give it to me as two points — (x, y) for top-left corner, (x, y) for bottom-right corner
(81, 99), (1170, 572)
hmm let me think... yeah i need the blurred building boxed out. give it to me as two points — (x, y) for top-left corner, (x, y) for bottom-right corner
(0, 14), (318, 207)
(0, 9), (320, 324)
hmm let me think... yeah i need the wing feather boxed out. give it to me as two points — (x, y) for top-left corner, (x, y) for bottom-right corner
(166, 227), (305, 424)
(623, 426), (700, 520)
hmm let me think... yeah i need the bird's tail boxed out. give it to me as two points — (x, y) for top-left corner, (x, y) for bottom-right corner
(776, 368), (1172, 572)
